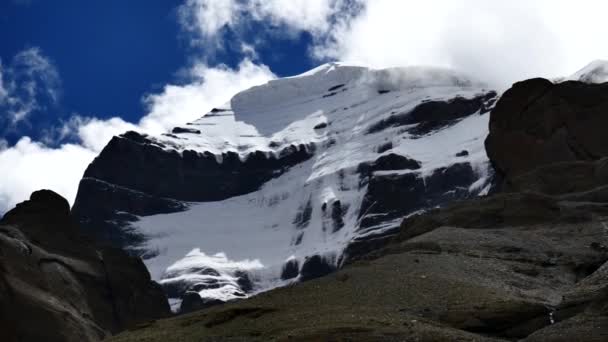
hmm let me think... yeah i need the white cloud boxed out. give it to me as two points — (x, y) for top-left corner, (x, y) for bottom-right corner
(0, 53), (275, 213)
(0, 47), (61, 126)
(178, 0), (354, 47)
(313, 0), (608, 88)
(0, 138), (96, 213)
(140, 59), (274, 134)
(179, 0), (608, 88)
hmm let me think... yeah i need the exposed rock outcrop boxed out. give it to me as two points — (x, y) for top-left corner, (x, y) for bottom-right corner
(486, 78), (608, 181)
(71, 131), (315, 248)
(0, 190), (170, 342)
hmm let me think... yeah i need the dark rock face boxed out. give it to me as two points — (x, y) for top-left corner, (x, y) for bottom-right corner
(357, 153), (422, 180)
(280, 259), (300, 280)
(313, 122), (328, 130)
(367, 91), (497, 135)
(179, 292), (225, 314)
(456, 150), (469, 157)
(172, 127), (201, 134)
(375, 141), (393, 153)
(0, 190), (170, 342)
(72, 132), (315, 249)
(486, 79), (608, 180)
(71, 177), (187, 250)
(358, 162), (478, 231)
(80, 132), (315, 202)
(299, 255), (336, 282)
(343, 162), (486, 263)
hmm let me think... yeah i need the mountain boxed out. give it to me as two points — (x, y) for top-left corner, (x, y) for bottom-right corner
(108, 70), (608, 342)
(71, 63), (499, 311)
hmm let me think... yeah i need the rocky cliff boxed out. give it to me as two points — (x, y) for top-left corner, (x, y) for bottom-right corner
(0, 190), (170, 342)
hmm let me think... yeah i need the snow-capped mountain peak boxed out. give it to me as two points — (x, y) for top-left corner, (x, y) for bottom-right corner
(72, 63), (498, 312)
(568, 59), (608, 83)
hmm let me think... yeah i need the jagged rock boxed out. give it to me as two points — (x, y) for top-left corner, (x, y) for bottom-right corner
(313, 122), (328, 130)
(280, 259), (300, 280)
(81, 132), (314, 203)
(0, 190), (170, 342)
(72, 132), (314, 249)
(179, 292), (225, 314)
(486, 79), (608, 180)
(367, 92), (497, 135)
(299, 255), (336, 282)
(357, 162), (478, 231)
(376, 141), (393, 153)
(456, 150), (469, 157)
(358, 153), (422, 178)
(172, 127), (201, 134)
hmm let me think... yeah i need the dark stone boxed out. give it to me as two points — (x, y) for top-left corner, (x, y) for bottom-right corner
(456, 150), (469, 157)
(357, 162), (478, 232)
(322, 92), (338, 98)
(0, 190), (170, 341)
(280, 259), (300, 280)
(376, 141), (393, 154)
(327, 84), (345, 92)
(377, 90), (391, 94)
(331, 200), (347, 232)
(340, 226), (400, 265)
(293, 197), (313, 229)
(172, 127), (201, 134)
(210, 108), (229, 113)
(367, 91), (497, 135)
(314, 122), (328, 130)
(71, 178), (187, 250)
(486, 79), (608, 180)
(299, 255), (336, 282)
(179, 292), (225, 314)
(235, 271), (254, 293)
(357, 154), (422, 185)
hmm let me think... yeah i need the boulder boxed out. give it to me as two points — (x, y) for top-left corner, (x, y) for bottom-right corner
(486, 79), (608, 180)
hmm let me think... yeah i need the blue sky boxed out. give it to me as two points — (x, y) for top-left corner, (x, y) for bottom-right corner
(2, 0), (608, 212)
(0, 0), (317, 146)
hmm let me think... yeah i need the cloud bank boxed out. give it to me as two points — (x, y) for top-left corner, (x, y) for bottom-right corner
(181, 0), (608, 87)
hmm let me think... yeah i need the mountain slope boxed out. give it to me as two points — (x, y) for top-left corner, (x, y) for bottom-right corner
(72, 63), (498, 310)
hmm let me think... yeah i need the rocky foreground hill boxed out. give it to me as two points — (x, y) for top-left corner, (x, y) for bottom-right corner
(105, 78), (608, 341)
(0, 190), (170, 342)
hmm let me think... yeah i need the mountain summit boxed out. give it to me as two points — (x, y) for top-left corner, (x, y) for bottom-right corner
(72, 63), (498, 311)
